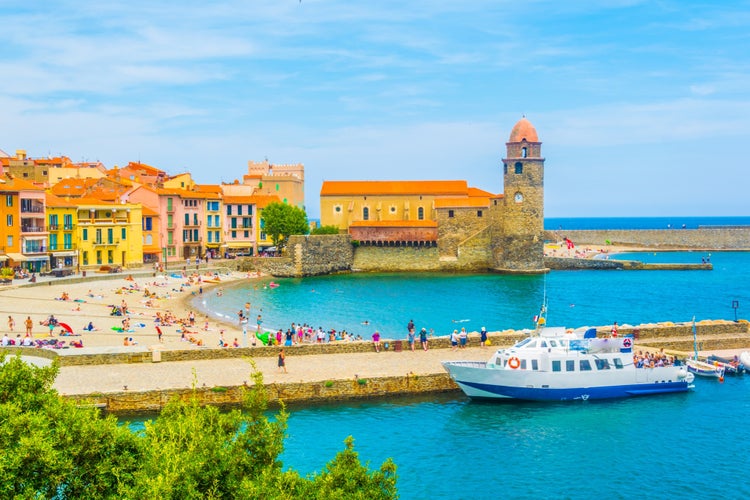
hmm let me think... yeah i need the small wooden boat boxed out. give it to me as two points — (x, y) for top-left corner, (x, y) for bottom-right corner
(686, 357), (725, 379)
(687, 318), (725, 379)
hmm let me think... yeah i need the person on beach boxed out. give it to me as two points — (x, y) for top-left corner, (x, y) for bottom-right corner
(407, 327), (416, 351)
(256, 314), (263, 333)
(419, 327), (428, 351)
(480, 326), (488, 348)
(372, 331), (381, 352)
(278, 348), (287, 373)
(459, 327), (468, 348)
(8, 316), (14, 332)
(450, 330), (459, 350)
(24, 316), (33, 336)
(611, 322), (618, 337)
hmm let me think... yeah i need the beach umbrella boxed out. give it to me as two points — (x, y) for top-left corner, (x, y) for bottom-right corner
(59, 322), (74, 335)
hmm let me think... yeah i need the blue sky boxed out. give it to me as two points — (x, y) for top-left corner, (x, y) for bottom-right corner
(2, 1), (749, 218)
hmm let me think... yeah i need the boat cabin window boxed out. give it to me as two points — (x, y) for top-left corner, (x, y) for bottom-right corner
(516, 338), (533, 348)
(531, 359), (539, 371)
(579, 360), (592, 371)
(566, 360), (575, 371)
(540, 340), (548, 348)
(613, 358), (624, 369)
(595, 359), (611, 370)
(520, 359), (528, 370)
(552, 360), (561, 372)
(549, 340), (558, 347)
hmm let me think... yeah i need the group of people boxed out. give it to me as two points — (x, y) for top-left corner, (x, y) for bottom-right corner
(634, 349), (675, 368)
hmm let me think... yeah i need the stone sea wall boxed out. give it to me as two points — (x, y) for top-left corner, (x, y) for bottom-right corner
(243, 234), (353, 277)
(544, 227), (750, 249)
(64, 373), (459, 414)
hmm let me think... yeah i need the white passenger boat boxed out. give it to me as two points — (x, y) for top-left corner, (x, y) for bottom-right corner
(442, 327), (694, 401)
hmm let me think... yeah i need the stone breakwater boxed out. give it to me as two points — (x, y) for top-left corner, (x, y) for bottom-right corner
(543, 227), (750, 250)
(13, 319), (746, 415)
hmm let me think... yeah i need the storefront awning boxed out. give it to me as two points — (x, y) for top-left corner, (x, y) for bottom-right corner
(51, 251), (77, 257)
(0, 255), (8, 261)
(27, 255), (50, 262)
(6, 253), (27, 262)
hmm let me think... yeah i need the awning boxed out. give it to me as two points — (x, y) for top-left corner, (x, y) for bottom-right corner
(6, 253), (49, 262)
(51, 251), (77, 257)
(26, 256), (50, 262)
(0, 255), (7, 261)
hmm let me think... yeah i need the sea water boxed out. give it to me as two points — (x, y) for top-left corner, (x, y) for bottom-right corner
(195, 251), (750, 338)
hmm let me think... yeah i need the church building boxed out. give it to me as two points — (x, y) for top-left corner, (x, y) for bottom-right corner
(319, 117), (545, 273)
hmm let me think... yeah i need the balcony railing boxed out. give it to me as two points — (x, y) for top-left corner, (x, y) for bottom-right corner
(93, 240), (120, 246)
(21, 225), (46, 233)
(78, 218), (129, 225)
(22, 247), (47, 254)
(20, 206), (44, 213)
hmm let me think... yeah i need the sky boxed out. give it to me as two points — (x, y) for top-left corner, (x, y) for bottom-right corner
(2, 0), (749, 218)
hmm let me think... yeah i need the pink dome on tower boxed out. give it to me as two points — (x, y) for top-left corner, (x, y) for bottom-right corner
(508, 117), (539, 142)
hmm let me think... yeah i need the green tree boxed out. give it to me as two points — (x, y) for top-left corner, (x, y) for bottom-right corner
(0, 353), (398, 499)
(261, 202), (309, 253)
(310, 225), (341, 235)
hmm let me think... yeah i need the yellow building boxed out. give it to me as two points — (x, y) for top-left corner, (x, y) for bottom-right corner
(75, 198), (143, 269)
(45, 193), (79, 271)
(244, 160), (305, 209)
(320, 180), (485, 229)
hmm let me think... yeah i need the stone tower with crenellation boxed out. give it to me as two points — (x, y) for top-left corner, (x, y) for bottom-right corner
(491, 117), (546, 272)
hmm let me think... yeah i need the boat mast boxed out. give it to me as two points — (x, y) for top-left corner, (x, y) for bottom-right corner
(692, 316), (698, 360)
(535, 275), (548, 335)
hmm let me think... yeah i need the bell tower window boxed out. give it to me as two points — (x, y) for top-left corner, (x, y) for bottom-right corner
(522, 147), (528, 158)
(363, 207), (369, 221)
(515, 162), (523, 174)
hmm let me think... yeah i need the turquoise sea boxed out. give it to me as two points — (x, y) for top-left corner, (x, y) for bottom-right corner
(186, 217), (750, 499)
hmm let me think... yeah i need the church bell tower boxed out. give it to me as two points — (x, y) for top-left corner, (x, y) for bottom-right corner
(493, 117), (546, 273)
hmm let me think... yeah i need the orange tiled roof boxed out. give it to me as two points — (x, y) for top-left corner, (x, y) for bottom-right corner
(320, 180), (468, 196)
(0, 174), (45, 191)
(467, 187), (497, 198)
(350, 220), (438, 228)
(251, 195), (281, 207)
(141, 206), (160, 216)
(49, 178), (99, 197)
(223, 195), (255, 204)
(45, 192), (77, 207)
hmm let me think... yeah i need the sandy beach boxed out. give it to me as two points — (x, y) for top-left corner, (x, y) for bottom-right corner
(0, 269), (248, 350)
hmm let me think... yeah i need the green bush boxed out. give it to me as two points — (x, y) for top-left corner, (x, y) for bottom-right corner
(310, 225), (340, 235)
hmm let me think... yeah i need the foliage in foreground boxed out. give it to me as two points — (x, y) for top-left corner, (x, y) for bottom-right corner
(260, 201), (310, 253)
(310, 225), (341, 235)
(0, 353), (397, 499)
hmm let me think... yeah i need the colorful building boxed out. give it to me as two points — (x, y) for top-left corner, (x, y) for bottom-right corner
(45, 193), (79, 271)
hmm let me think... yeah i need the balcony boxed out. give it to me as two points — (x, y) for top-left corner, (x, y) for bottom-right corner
(22, 246), (47, 254)
(20, 206), (44, 214)
(21, 225), (47, 234)
(93, 240), (120, 247)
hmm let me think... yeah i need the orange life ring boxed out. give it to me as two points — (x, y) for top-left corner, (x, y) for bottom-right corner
(508, 357), (520, 369)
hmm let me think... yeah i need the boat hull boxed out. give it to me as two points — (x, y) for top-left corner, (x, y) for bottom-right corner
(443, 361), (692, 402)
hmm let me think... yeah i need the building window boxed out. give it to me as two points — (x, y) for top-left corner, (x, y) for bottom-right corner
(418, 207), (424, 220)
(244, 231), (249, 238)
(503, 163), (508, 175)
(448, 210), (454, 218)
(231, 231), (237, 238)
(184, 213), (190, 225)
(82, 228), (88, 241)
(6, 235), (11, 247)
(6, 195), (13, 206)
(363, 207), (369, 221)
(83, 251), (88, 265)
(168, 232), (173, 245)
(144, 217), (153, 231)
(107, 250), (113, 264)
(389, 206), (397, 214)
(237, 205), (243, 216)
(522, 147), (528, 158)
(334, 205), (342, 213)
(477, 210), (483, 218)
(6, 214), (12, 226)
(96, 250), (102, 265)
(226, 205), (232, 216)
(121, 228), (127, 240)
(515, 162), (523, 174)
(167, 198), (173, 211)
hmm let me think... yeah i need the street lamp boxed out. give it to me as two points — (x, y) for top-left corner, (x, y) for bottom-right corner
(732, 300), (739, 322)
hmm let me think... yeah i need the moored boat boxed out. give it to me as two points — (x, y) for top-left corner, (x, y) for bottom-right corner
(686, 357), (725, 379)
(442, 326), (694, 401)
